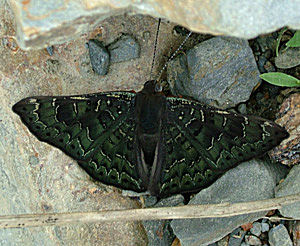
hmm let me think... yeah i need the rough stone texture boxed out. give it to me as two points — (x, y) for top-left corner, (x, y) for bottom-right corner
(250, 222), (262, 237)
(142, 194), (184, 246)
(170, 160), (287, 246)
(268, 224), (293, 246)
(261, 222), (270, 233)
(167, 37), (260, 109)
(6, 0), (300, 49)
(228, 228), (246, 246)
(108, 34), (140, 63)
(270, 93), (300, 166)
(275, 165), (300, 219)
(244, 235), (262, 245)
(275, 47), (300, 69)
(88, 39), (110, 75)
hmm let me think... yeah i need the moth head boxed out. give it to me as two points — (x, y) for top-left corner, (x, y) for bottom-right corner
(142, 80), (162, 94)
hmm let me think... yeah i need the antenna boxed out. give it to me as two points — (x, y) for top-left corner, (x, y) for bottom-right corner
(149, 18), (161, 80)
(156, 31), (192, 82)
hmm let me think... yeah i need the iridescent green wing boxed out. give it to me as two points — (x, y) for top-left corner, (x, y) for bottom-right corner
(13, 92), (145, 192)
(158, 97), (288, 197)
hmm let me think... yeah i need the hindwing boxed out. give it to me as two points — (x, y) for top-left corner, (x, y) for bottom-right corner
(158, 97), (288, 197)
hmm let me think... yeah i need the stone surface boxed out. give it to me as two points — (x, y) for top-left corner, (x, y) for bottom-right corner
(261, 222), (270, 233)
(228, 228), (246, 246)
(275, 47), (300, 69)
(268, 224), (293, 246)
(170, 160), (287, 246)
(250, 222), (262, 237)
(108, 34), (140, 63)
(244, 235), (262, 245)
(270, 93), (300, 166)
(142, 194), (184, 246)
(7, 0), (300, 49)
(275, 165), (300, 219)
(167, 37), (260, 109)
(88, 39), (110, 75)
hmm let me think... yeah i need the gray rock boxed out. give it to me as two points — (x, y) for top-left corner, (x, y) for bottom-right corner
(250, 222), (262, 237)
(275, 165), (300, 219)
(241, 243), (249, 246)
(108, 35), (140, 63)
(228, 228), (245, 246)
(275, 47), (300, 69)
(8, 0), (300, 49)
(237, 103), (247, 114)
(261, 222), (270, 233)
(143, 194), (184, 246)
(167, 37), (260, 109)
(88, 39), (110, 75)
(170, 160), (287, 246)
(244, 235), (262, 245)
(46, 46), (54, 56)
(268, 224), (293, 246)
(217, 236), (229, 246)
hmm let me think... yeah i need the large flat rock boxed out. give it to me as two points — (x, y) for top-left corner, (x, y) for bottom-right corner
(7, 0), (300, 49)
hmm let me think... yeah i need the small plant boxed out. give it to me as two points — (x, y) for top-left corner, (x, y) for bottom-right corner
(260, 30), (300, 87)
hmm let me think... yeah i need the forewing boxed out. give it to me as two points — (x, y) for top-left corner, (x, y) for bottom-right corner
(13, 91), (145, 192)
(158, 97), (288, 197)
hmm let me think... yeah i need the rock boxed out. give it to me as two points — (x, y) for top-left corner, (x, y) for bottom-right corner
(46, 46), (54, 56)
(264, 61), (276, 73)
(88, 39), (110, 75)
(290, 221), (300, 246)
(7, 0), (300, 49)
(250, 222), (262, 237)
(257, 55), (268, 73)
(237, 103), (247, 114)
(167, 37), (260, 109)
(269, 93), (300, 166)
(261, 222), (270, 232)
(244, 235), (262, 245)
(143, 194), (184, 246)
(256, 34), (277, 53)
(108, 35), (140, 63)
(275, 165), (300, 219)
(268, 224), (293, 246)
(275, 47), (300, 69)
(228, 228), (246, 246)
(170, 160), (287, 246)
(217, 235), (229, 246)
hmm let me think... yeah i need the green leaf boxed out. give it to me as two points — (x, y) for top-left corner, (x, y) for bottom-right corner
(286, 30), (300, 47)
(276, 27), (288, 56)
(260, 72), (300, 87)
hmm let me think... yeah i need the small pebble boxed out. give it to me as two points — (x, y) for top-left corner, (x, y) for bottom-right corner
(244, 235), (262, 245)
(238, 103), (247, 114)
(257, 55), (267, 73)
(264, 61), (276, 72)
(268, 224), (292, 246)
(261, 222), (270, 232)
(46, 46), (54, 56)
(107, 35), (140, 63)
(250, 222), (262, 237)
(241, 243), (249, 246)
(88, 39), (110, 75)
(228, 227), (246, 246)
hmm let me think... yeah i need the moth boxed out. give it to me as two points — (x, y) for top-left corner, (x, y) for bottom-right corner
(13, 80), (288, 198)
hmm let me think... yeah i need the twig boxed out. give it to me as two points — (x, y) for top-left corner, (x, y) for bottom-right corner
(0, 193), (299, 229)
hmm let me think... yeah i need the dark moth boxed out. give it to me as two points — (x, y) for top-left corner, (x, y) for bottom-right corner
(13, 80), (288, 198)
